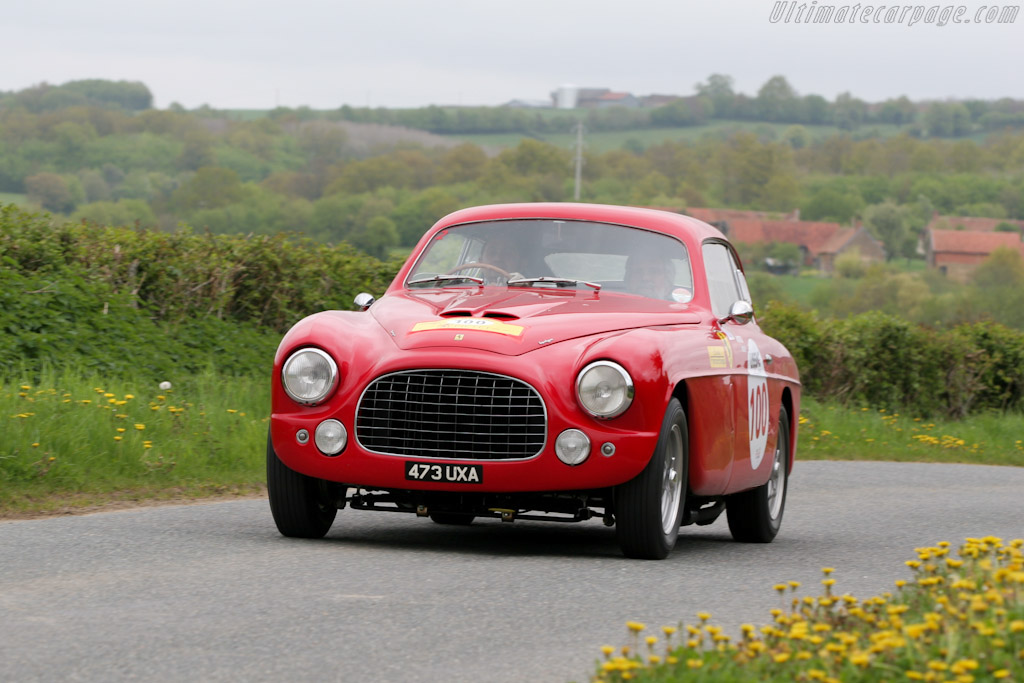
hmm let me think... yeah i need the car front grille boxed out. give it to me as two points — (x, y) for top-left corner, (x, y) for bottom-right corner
(355, 369), (547, 460)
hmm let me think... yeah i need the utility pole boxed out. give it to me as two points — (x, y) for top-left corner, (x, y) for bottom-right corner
(573, 121), (584, 201)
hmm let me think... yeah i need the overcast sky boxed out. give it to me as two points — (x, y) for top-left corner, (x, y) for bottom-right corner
(3, 0), (1022, 109)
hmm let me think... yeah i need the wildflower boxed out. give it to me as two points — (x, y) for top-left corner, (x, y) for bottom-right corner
(696, 611), (711, 622)
(227, 409), (238, 414)
(31, 442), (39, 448)
(114, 436), (122, 442)
(626, 621), (645, 633)
(135, 424), (145, 430)
(661, 626), (677, 637)
(773, 653), (790, 663)
(124, 394), (134, 400)
(993, 671), (1010, 680)
(686, 659), (703, 669)
(159, 381), (172, 390)
(644, 636), (657, 647)
(600, 645), (614, 657)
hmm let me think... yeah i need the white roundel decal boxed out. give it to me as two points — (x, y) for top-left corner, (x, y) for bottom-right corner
(747, 339), (769, 470)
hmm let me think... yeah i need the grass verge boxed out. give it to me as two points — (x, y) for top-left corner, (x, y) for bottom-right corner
(1, 366), (269, 517)
(799, 397), (1024, 467)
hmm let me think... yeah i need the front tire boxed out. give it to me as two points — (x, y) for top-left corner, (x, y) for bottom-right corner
(267, 433), (339, 538)
(726, 405), (790, 543)
(615, 399), (688, 560)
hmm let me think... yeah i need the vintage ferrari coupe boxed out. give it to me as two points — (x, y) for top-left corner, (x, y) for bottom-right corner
(268, 203), (800, 559)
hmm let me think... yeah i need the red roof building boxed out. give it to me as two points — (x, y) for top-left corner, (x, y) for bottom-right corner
(927, 229), (1024, 282)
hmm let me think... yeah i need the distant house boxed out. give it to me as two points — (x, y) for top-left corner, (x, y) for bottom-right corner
(926, 214), (1024, 234)
(677, 207), (882, 272)
(926, 229), (1024, 282)
(816, 226), (887, 273)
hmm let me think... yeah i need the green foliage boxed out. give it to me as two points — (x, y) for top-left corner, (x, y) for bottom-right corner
(760, 302), (1024, 418)
(0, 204), (399, 379)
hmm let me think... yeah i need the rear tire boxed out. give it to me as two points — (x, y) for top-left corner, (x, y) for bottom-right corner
(615, 399), (688, 560)
(726, 406), (790, 543)
(267, 433), (339, 538)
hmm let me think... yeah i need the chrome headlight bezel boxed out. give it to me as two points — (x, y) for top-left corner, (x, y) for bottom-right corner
(281, 348), (339, 406)
(575, 360), (634, 419)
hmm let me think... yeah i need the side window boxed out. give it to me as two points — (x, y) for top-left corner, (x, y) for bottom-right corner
(702, 242), (742, 318)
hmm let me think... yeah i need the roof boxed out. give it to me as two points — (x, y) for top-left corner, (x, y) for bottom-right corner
(927, 215), (1024, 233)
(728, 219), (844, 256)
(432, 202), (728, 244)
(929, 229), (1024, 255)
(818, 228), (857, 254)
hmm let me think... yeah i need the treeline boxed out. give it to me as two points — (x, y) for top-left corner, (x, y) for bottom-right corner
(2, 79), (1023, 264)
(0, 204), (398, 378)
(333, 74), (1024, 135)
(0, 80), (153, 113)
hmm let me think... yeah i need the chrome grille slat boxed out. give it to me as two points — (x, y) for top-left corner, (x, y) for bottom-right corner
(356, 369), (547, 460)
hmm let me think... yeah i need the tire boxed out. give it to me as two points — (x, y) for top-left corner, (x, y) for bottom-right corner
(266, 433), (339, 538)
(615, 398), (687, 560)
(429, 513), (475, 525)
(726, 405), (790, 543)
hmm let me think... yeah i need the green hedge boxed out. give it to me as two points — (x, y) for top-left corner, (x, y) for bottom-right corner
(0, 204), (400, 378)
(761, 302), (1024, 418)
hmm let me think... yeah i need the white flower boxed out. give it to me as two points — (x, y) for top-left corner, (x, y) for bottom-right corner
(159, 381), (172, 390)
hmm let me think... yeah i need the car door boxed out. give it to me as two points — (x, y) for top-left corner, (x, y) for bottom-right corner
(701, 241), (770, 491)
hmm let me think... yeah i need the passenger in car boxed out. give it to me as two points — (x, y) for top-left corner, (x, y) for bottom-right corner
(624, 251), (675, 300)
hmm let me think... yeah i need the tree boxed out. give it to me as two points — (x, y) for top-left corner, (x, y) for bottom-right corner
(833, 92), (867, 130)
(170, 166), (244, 212)
(755, 76), (800, 122)
(25, 172), (74, 212)
(971, 247), (1024, 290)
(348, 215), (398, 259)
(862, 201), (908, 261)
(695, 74), (736, 118)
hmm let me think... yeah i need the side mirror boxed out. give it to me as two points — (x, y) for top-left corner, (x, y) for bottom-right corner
(354, 293), (376, 311)
(719, 300), (754, 326)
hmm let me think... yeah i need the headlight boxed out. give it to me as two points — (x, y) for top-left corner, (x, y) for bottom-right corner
(281, 348), (339, 405)
(576, 361), (633, 419)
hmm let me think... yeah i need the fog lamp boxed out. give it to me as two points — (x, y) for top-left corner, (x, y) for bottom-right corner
(315, 419), (347, 456)
(555, 429), (591, 466)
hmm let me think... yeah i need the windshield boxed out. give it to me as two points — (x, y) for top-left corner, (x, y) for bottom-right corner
(407, 219), (693, 302)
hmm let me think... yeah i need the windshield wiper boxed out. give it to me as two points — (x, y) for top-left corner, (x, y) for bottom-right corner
(407, 274), (484, 287)
(508, 277), (601, 291)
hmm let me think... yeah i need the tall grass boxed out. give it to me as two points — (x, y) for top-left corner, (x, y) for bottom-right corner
(1, 366), (269, 514)
(800, 397), (1024, 466)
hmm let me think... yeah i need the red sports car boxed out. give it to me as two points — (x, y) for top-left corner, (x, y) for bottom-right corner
(268, 203), (800, 559)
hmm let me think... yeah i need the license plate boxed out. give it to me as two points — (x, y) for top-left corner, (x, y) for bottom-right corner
(405, 461), (483, 484)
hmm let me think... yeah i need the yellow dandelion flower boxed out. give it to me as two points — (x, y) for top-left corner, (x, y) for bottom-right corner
(600, 645), (614, 657)
(686, 659), (703, 669)
(773, 653), (790, 664)
(124, 394), (134, 400)
(993, 671), (1010, 680)
(662, 626), (677, 636)
(227, 409), (238, 414)
(135, 423), (145, 430)
(626, 621), (645, 633)
(114, 436), (122, 441)
(31, 442), (39, 448)
(696, 611), (711, 622)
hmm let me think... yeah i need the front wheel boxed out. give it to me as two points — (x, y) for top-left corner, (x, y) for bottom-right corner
(726, 405), (790, 543)
(615, 399), (688, 560)
(267, 433), (340, 538)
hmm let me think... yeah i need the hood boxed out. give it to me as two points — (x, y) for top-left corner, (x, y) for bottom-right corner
(369, 287), (701, 356)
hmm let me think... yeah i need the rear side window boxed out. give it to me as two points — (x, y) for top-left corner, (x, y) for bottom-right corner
(702, 242), (747, 318)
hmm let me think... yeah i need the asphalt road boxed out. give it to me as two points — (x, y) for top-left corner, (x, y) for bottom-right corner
(1, 461), (1022, 683)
